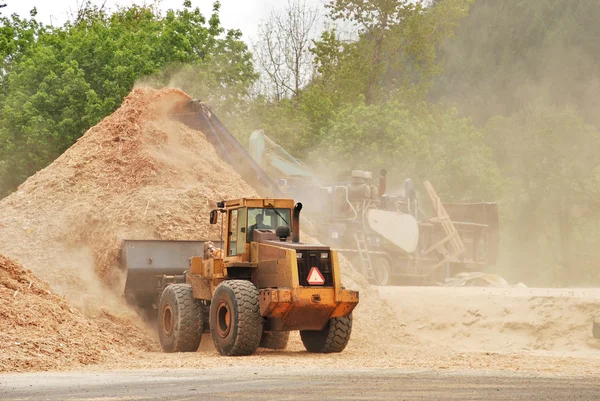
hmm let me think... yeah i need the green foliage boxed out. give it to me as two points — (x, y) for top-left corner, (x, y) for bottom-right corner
(0, 2), (256, 196)
(310, 98), (501, 200)
(320, 0), (473, 104)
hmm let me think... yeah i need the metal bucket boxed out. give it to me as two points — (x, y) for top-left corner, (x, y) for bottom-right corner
(121, 239), (220, 309)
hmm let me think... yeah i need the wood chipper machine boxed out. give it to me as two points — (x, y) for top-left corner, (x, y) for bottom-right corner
(123, 198), (359, 356)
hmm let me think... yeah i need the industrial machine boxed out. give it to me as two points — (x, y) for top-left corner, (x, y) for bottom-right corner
(124, 198), (358, 356)
(248, 130), (499, 286)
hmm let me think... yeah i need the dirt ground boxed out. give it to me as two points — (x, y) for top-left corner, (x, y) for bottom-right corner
(79, 285), (600, 377)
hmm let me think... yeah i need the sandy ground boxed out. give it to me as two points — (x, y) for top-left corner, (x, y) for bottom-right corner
(377, 286), (600, 357)
(56, 285), (597, 378)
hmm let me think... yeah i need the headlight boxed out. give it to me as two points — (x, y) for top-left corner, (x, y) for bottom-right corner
(297, 252), (302, 259)
(320, 252), (328, 259)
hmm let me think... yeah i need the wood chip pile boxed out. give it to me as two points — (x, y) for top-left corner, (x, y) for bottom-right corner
(0, 254), (155, 372)
(0, 87), (257, 304)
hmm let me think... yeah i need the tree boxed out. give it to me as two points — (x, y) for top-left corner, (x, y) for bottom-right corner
(253, 0), (319, 100)
(0, 2), (256, 196)
(323, 0), (473, 104)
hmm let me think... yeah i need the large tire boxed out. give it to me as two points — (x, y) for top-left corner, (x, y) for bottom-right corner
(373, 256), (392, 286)
(158, 284), (203, 353)
(300, 314), (353, 353)
(259, 331), (290, 350)
(210, 280), (263, 356)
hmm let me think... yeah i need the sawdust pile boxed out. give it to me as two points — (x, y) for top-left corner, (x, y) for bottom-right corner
(0, 87), (257, 312)
(0, 255), (154, 373)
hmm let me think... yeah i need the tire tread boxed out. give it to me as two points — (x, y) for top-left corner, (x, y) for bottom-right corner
(158, 284), (203, 353)
(300, 314), (352, 353)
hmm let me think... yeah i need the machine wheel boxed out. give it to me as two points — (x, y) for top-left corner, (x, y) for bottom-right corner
(593, 314), (600, 339)
(210, 280), (263, 356)
(300, 314), (353, 353)
(373, 256), (392, 286)
(259, 331), (290, 350)
(158, 284), (204, 353)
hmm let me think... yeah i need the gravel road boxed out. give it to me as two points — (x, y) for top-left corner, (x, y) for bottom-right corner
(2, 366), (599, 401)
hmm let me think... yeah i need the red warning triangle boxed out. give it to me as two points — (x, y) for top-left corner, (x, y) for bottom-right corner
(307, 267), (325, 285)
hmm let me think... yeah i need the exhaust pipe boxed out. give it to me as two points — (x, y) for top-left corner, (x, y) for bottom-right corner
(292, 202), (303, 243)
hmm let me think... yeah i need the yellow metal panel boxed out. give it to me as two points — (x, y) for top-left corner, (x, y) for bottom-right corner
(331, 289), (359, 317)
(259, 287), (358, 331)
(272, 199), (294, 208)
(255, 243), (294, 287)
(250, 242), (259, 263)
(290, 251), (299, 288)
(245, 198), (264, 207)
(189, 256), (203, 275)
(259, 288), (293, 316)
(226, 199), (242, 207)
(203, 258), (224, 278)
(331, 250), (342, 302)
(189, 274), (212, 300)
(225, 198), (295, 209)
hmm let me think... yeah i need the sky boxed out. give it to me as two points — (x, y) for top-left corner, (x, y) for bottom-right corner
(2, 0), (327, 43)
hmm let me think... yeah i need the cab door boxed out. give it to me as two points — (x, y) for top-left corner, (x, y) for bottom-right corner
(227, 207), (247, 256)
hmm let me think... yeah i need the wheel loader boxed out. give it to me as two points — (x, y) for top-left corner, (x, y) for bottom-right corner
(123, 198), (359, 356)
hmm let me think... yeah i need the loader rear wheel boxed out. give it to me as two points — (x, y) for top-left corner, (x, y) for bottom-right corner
(158, 284), (203, 353)
(300, 314), (353, 353)
(259, 331), (290, 350)
(210, 280), (263, 356)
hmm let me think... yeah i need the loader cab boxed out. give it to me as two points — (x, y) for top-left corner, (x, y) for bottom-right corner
(221, 198), (297, 258)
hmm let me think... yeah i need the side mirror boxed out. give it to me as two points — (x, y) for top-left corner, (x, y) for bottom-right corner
(209, 210), (218, 225)
(216, 201), (225, 208)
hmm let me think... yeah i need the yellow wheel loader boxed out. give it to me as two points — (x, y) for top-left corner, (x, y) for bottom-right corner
(123, 198), (359, 356)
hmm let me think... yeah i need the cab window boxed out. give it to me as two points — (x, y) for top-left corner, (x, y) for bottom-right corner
(236, 208), (247, 255)
(228, 209), (238, 256)
(247, 207), (291, 241)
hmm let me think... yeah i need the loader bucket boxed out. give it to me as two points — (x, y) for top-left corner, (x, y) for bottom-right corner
(122, 240), (218, 309)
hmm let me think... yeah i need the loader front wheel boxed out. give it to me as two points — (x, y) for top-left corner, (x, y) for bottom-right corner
(210, 280), (263, 356)
(259, 331), (290, 350)
(300, 314), (352, 353)
(158, 284), (204, 353)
